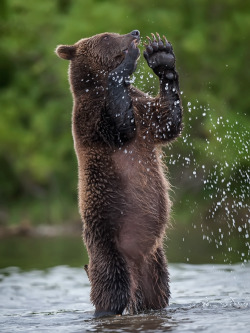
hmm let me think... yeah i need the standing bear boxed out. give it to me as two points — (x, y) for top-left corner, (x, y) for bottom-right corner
(56, 30), (183, 317)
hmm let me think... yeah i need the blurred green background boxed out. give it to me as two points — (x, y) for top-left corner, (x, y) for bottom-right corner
(0, 0), (249, 264)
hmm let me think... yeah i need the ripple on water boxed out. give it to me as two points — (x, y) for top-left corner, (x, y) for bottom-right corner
(0, 264), (249, 332)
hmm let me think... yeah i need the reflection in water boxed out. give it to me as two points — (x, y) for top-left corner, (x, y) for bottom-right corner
(88, 312), (179, 332)
(0, 264), (249, 332)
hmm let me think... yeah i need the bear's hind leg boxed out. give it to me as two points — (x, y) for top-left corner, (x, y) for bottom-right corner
(89, 245), (131, 317)
(134, 247), (170, 312)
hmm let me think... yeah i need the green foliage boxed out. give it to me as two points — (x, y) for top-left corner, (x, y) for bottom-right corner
(0, 0), (249, 226)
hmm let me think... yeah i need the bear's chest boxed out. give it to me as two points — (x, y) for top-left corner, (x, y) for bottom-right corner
(113, 142), (158, 184)
(112, 141), (166, 215)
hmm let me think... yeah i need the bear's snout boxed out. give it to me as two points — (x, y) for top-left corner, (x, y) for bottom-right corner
(130, 30), (140, 39)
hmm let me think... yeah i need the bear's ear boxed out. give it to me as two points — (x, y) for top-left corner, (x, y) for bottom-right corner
(55, 44), (76, 60)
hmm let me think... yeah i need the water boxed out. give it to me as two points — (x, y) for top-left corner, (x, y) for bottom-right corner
(0, 263), (249, 332)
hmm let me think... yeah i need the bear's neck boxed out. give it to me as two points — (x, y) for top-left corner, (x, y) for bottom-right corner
(69, 63), (108, 99)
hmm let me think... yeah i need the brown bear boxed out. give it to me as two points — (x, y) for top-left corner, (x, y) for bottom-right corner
(56, 30), (183, 317)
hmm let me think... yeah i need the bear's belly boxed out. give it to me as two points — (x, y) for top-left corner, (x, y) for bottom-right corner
(113, 144), (170, 260)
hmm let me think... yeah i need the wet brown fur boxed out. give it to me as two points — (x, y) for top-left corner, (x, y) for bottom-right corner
(56, 31), (182, 316)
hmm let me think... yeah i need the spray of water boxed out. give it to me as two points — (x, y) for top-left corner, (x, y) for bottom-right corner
(133, 52), (250, 263)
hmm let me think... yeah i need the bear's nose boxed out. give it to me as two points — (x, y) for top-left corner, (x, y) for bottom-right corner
(130, 30), (140, 38)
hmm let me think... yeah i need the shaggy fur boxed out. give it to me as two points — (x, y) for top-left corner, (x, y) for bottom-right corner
(56, 30), (183, 317)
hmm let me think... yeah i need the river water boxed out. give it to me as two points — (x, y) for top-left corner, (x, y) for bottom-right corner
(0, 259), (250, 332)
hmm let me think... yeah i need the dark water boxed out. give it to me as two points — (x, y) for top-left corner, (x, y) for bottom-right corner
(0, 224), (249, 270)
(0, 232), (249, 332)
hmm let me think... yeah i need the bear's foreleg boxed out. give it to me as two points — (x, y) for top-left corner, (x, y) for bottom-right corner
(103, 40), (140, 147)
(144, 33), (183, 142)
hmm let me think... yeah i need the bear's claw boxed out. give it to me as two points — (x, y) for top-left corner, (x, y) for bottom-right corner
(144, 33), (176, 79)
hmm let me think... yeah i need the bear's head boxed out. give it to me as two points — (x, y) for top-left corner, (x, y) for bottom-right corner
(56, 30), (140, 91)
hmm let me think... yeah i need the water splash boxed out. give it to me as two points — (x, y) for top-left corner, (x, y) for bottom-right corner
(133, 60), (249, 263)
(166, 99), (249, 263)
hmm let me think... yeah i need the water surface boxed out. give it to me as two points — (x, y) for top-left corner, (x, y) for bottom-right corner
(1, 263), (249, 332)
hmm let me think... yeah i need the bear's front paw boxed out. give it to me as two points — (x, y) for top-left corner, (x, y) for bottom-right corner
(111, 40), (140, 84)
(123, 40), (140, 76)
(144, 33), (176, 80)
(127, 39), (140, 61)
